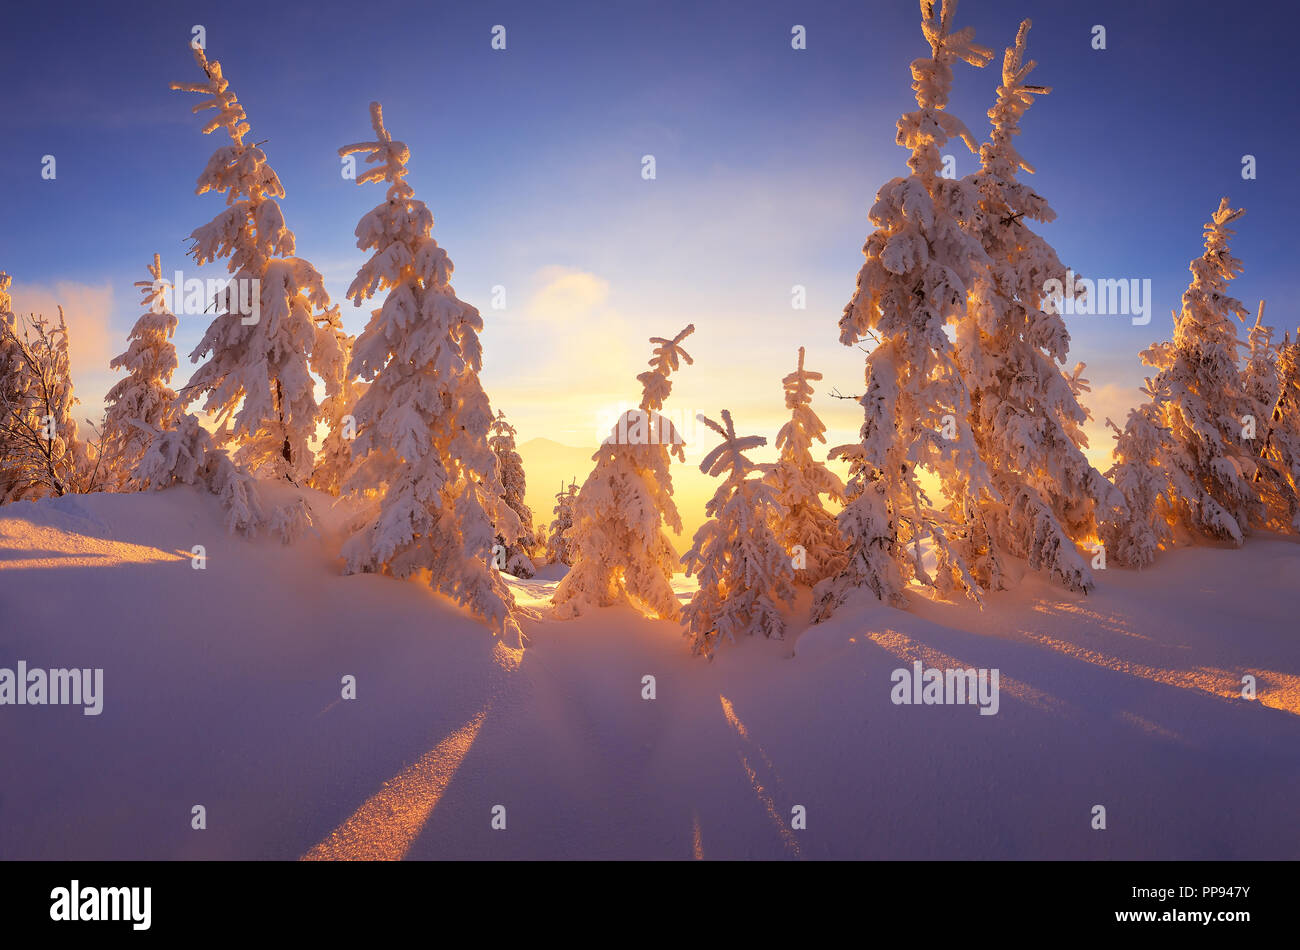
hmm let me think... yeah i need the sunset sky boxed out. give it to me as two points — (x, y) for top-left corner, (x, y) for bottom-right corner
(2, 0), (1296, 540)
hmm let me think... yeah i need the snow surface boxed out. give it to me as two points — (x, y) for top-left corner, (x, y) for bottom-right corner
(0, 485), (1296, 859)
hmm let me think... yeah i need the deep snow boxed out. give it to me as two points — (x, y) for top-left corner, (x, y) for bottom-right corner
(0, 484), (1296, 860)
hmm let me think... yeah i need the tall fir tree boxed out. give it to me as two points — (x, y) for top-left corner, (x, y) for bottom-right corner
(682, 410), (795, 657)
(815, 0), (995, 618)
(762, 347), (845, 587)
(956, 19), (1122, 593)
(1102, 198), (1259, 562)
(338, 102), (521, 638)
(103, 255), (180, 489)
(552, 325), (694, 620)
(171, 46), (331, 482)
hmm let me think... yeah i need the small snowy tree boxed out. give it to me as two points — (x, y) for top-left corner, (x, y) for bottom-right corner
(103, 254), (180, 489)
(533, 519), (549, 559)
(338, 102), (521, 638)
(45, 309), (91, 489)
(0, 272), (28, 501)
(0, 300), (90, 499)
(956, 19), (1123, 592)
(1241, 303), (1278, 428)
(0, 273), (11, 329)
(308, 308), (366, 496)
(171, 46), (331, 482)
(762, 347), (845, 587)
(815, 0), (995, 618)
(682, 411), (795, 657)
(1237, 301), (1300, 530)
(1257, 324), (1300, 531)
(489, 410), (537, 577)
(552, 325), (694, 620)
(1101, 380), (1178, 568)
(546, 479), (579, 566)
(1102, 198), (1259, 561)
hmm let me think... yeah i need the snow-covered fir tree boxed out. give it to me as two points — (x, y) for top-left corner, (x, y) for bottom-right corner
(45, 308), (90, 490)
(338, 102), (522, 638)
(682, 410), (795, 657)
(1102, 198), (1259, 562)
(815, 0), (995, 618)
(1257, 322), (1300, 531)
(552, 325), (694, 620)
(0, 273), (11, 330)
(762, 347), (845, 587)
(171, 46), (331, 482)
(1237, 302), (1297, 530)
(545, 479), (579, 566)
(488, 410), (537, 578)
(533, 519), (549, 561)
(103, 254), (180, 489)
(956, 19), (1122, 593)
(1101, 380), (1177, 568)
(308, 308), (366, 496)
(1241, 303), (1277, 427)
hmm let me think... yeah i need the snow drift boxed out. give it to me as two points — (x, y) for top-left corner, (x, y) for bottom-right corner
(0, 484), (1296, 859)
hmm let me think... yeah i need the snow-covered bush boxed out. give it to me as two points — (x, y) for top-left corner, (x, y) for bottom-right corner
(134, 412), (264, 535)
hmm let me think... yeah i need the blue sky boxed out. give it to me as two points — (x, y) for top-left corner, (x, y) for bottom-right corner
(1, 0), (1295, 466)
